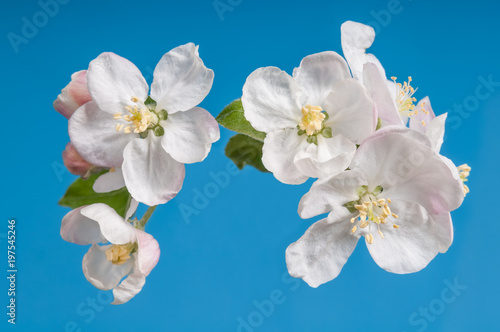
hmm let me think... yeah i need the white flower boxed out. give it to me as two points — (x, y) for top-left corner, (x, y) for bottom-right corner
(409, 97), (471, 195)
(242, 51), (375, 184)
(61, 202), (159, 304)
(286, 127), (464, 287)
(69, 43), (220, 206)
(341, 21), (418, 127)
(341, 21), (472, 195)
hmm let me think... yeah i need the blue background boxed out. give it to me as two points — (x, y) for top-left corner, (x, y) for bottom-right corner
(1, 0), (497, 331)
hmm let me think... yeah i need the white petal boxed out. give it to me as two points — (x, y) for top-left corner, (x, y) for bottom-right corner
(292, 51), (351, 106)
(433, 212), (454, 253)
(242, 67), (302, 132)
(61, 206), (105, 245)
(409, 97), (436, 133)
(160, 107), (220, 164)
(286, 215), (359, 287)
(136, 230), (160, 276)
(351, 127), (464, 215)
(298, 170), (366, 219)
(87, 52), (149, 115)
(122, 136), (186, 206)
(324, 78), (376, 144)
(81, 203), (137, 245)
(367, 200), (445, 274)
(425, 113), (447, 153)
(151, 43), (214, 114)
(69, 101), (134, 167)
(82, 244), (134, 290)
(294, 134), (355, 179)
(262, 129), (309, 184)
(341, 21), (385, 82)
(93, 168), (126, 193)
(112, 268), (146, 305)
(362, 62), (402, 127)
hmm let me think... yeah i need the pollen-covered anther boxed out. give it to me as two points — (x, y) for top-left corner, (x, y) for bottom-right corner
(105, 243), (135, 265)
(392, 76), (418, 116)
(366, 233), (374, 244)
(115, 102), (158, 135)
(349, 193), (399, 243)
(298, 105), (325, 136)
(457, 164), (471, 196)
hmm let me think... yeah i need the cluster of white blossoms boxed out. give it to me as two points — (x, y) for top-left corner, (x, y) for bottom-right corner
(54, 43), (219, 303)
(240, 21), (471, 287)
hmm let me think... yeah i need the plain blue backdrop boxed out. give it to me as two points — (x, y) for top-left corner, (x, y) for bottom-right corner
(1, 0), (497, 331)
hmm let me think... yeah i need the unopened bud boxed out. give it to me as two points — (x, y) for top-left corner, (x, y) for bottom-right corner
(53, 70), (92, 119)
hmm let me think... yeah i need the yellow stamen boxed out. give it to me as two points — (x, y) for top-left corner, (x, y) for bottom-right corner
(457, 164), (471, 196)
(105, 243), (135, 265)
(366, 233), (374, 244)
(298, 105), (325, 136)
(392, 76), (418, 116)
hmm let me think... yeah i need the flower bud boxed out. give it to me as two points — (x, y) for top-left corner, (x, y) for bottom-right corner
(53, 70), (92, 119)
(62, 142), (94, 177)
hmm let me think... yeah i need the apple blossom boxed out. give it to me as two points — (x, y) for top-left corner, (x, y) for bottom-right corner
(241, 51), (375, 184)
(69, 43), (220, 206)
(54, 70), (92, 119)
(60, 202), (159, 304)
(341, 21), (421, 127)
(286, 127), (464, 287)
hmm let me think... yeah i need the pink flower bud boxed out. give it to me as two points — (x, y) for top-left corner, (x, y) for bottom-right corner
(62, 142), (94, 177)
(53, 70), (92, 119)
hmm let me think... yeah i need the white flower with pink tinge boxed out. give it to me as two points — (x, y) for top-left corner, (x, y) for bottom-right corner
(286, 127), (464, 287)
(242, 51), (375, 184)
(61, 203), (159, 304)
(69, 43), (220, 206)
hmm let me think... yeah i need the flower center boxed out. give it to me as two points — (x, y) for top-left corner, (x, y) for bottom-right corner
(391, 76), (422, 119)
(457, 164), (471, 196)
(297, 105), (332, 144)
(345, 185), (400, 244)
(113, 96), (167, 137)
(105, 242), (136, 265)
(299, 105), (325, 136)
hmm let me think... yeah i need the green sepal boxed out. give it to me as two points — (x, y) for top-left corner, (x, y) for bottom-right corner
(344, 201), (358, 214)
(153, 126), (165, 137)
(158, 109), (168, 121)
(58, 171), (132, 218)
(321, 127), (333, 138)
(373, 185), (383, 195)
(356, 185), (368, 197)
(306, 135), (318, 145)
(144, 96), (157, 110)
(225, 134), (269, 172)
(216, 99), (266, 141)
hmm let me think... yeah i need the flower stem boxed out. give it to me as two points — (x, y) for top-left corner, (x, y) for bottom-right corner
(138, 205), (157, 230)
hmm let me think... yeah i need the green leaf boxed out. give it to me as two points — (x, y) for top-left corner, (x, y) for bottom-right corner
(59, 171), (132, 218)
(225, 134), (269, 172)
(216, 99), (266, 141)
